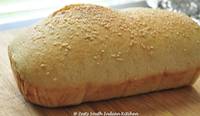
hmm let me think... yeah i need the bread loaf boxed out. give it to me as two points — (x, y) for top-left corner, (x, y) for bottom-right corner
(8, 4), (200, 107)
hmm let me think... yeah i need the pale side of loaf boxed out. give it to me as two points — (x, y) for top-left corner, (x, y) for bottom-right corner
(8, 4), (200, 107)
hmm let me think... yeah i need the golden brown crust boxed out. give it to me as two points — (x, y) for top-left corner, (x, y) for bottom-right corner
(9, 4), (200, 88)
(9, 40), (200, 107)
(10, 41), (199, 107)
(13, 60), (199, 107)
(8, 4), (200, 107)
(9, 47), (85, 106)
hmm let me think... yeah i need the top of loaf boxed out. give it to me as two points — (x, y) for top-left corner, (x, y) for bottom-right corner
(9, 4), (200, 88)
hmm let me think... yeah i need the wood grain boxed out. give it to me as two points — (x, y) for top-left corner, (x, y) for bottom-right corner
(0, 29), (200, 116)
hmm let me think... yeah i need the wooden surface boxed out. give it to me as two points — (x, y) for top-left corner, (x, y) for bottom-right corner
(0, 29), (200, 116)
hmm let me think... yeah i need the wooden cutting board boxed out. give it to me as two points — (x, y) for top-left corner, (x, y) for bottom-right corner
(0, 29), (200, 116)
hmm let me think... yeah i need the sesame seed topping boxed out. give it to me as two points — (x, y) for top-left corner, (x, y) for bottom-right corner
(119, 26), (124, 30)
(49, 31), (54, 35)
(150, 46), (154, 49)
(64, 49), (69, 52)
(118, 33), (122, 36)
(67, 46), (72, 50)
(53, 78), (57, 81)
(93, 56), (98, 60)
(57, 36), (61, 39)
(148, 51), (154, 56)
(116, 58), (124, 61)
(46, 72), (50, 75)
(43, 40), (47, 44)
(85, 36), (94, 41)
(101, 50), (105, 53)
(141, 43), (146, 49)
(105, 35), (109, 39)
(111, 51), (123, 61)
(64, 52), (68, 55)
(130, 35), (134, 39)
(40, 64), (46, 68)
(129, 40), (136, 47)
(111, 54), (116, 57)
(53, 42), (59, 46)
(105, 24), (110, 29)
(61, 43), (69, 47)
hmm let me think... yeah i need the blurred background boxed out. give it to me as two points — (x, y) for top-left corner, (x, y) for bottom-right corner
(0, 0), (200, 30)
(0, 0), (147, 30)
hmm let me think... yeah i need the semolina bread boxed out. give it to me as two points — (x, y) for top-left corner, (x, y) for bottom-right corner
(8, 4), (200, 107)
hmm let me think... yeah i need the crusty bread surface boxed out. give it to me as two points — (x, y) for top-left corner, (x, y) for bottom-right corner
(8, 4), (200, 107)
